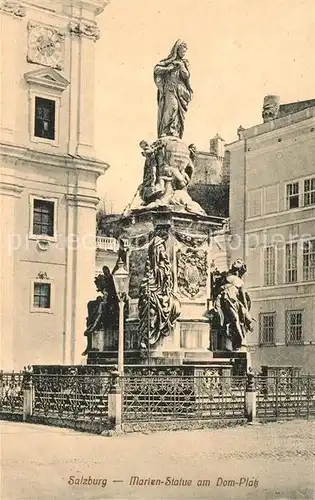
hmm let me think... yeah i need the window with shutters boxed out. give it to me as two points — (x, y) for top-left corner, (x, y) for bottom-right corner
(285, 242), (298, 283)
(263, 246), (276, 286)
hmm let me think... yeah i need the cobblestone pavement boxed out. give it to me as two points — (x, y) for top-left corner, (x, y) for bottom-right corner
(1, 419), (314, 500)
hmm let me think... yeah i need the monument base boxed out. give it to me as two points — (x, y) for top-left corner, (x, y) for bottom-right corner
(213, 350), (251, 376)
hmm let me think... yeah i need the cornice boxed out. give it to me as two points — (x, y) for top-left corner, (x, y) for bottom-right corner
(226, 106), (315, 150)
(66, 193), (100, 208)
(0, 143), (110, 176)
(0, 181), (24, 197)
(22, 0), (109, 16)
(24, 67), (70, 92)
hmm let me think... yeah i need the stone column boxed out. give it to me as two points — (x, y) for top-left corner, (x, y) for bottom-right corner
(103, 369), (123, 435)
(0, 10), (21, 143)
(69, 22), (99, 158)
(64, 191), (99, 364)
(245, 371), (257, 423)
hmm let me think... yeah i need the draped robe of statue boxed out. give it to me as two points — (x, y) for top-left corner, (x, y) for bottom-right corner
(154, 39), (193, 139)
(138, 236), (181, 350)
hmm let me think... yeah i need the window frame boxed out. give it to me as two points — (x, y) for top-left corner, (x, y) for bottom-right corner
(302, 238), (315, 282)
(285, 176), (315, 211)
(284, 241), (298, 284)
(34, 96), (56, 141)
(259, 312), (276, 345)
(29, 88), (60, 147)
(285, 310), (303, 345)
(304, 177), (315, 207)
(30, 279), (54, 313)
(29, 194), (58, 242)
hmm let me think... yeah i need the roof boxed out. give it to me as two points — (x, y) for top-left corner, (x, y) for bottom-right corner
(278, 99), (315, 118)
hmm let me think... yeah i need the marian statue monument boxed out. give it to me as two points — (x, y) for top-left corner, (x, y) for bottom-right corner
(137, 40), (205, 214)
(85, 40), (253, 373)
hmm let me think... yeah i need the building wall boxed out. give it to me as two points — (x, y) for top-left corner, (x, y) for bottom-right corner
(0, 1), (109, 370)
(227, 105), (315, 373)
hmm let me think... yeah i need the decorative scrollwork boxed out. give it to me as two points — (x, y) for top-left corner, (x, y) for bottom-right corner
(68, 21), (100, 41)
(0, 372), (24, 413)
(0, 1), (26, 17)
(32, 374), (111, 421)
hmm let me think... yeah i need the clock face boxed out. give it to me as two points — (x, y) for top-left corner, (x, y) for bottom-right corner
(28, 23), (65, 70)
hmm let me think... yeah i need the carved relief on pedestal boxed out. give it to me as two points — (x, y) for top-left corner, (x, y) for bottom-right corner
(68, 21), (100, 41)
(0, 1), (26, 17)
(27, 22), (66, 70)
(176, 247), (208, 299)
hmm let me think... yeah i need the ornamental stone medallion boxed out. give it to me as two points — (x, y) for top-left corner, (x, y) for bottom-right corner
(176, 247), (208, 299)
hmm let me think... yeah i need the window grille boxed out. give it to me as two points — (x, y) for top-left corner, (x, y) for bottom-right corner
(285, 310), (303, 344)
(259, 313), (275, 344)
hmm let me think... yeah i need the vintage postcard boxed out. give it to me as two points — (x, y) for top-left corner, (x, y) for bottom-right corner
(1, 0), (314, 499)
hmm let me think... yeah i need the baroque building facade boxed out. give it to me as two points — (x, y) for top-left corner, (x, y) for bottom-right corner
(227, 96), (315, 374)
(0, 0), (109, 369)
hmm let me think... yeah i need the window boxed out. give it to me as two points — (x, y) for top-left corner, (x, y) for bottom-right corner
(33, 282), (51, 309)
(303, 239), (315, 281)
(286, 182), (299, 209)
(34, 97), (55, 140)
(304, 178), (315, 207)
(259, 313), (275, 344)
(264, 246), (276, 286)
(247, 188), (262, 218)
(285, 177), (315, 210)
(33, 199), (54, 237)
(285, 310), (303, 344)
(285, 242), (298, 283)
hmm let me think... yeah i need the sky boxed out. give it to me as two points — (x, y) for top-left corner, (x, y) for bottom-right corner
(94, 0), (315, 213)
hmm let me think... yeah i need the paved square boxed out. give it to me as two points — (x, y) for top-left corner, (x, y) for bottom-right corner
(1, 420), (314, 499)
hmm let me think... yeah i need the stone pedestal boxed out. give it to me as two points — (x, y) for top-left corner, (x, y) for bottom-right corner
(213, 350), (250, 376)
(111, 207), (226, 365)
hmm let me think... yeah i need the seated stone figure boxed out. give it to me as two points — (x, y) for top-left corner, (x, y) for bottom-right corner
(137, 135), (205, 214)
(82, 266), (119, 355)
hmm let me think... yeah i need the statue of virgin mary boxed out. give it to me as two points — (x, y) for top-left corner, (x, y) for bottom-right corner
(154, 40), (193, 139)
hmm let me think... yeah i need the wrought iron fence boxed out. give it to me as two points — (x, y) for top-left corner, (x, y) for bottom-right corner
(32, 374), (111, 422)
(0, 372), (24, 414)
(1, 370), (314, 428)
(256, 375), (315, 420)
(122, 375), (247, 421)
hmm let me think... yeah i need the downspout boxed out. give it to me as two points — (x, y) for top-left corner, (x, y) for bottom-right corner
(243, 137), (247, 262)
